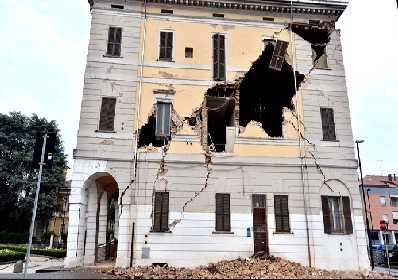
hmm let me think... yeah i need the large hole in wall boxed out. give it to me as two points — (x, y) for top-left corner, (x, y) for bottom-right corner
(238, 42), (305, 137)
(138, 114), (169, 148)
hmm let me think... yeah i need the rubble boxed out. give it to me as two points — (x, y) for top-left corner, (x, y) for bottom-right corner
(96, 256), (390, 279)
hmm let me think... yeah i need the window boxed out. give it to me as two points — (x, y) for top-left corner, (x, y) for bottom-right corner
(274, 195), (290, 233)
(161, 9), (173, 14)
(159, 31), (173, 61)
(252, 194), (266, 208)
(269, 40), (288, 71)
(215, 193), (230, 232)
(185, 47), (193, 58)
(393, 212), (398, 224)
(320, 108), (336, 141)
(321, 196), (353, 234)
(111, 4), (124, 9)
(262, 17), (274, 22)
(312, 44), (328, 69)
(212, 13), (224, 18)
(106, 27), (122, 57)
(212, 34), (226, 81)
(380, 196), (386, 206)
(155, 102), (171, 138)
(391, 196), (398, 206)
(152, 192), (169, 232)
(98, 97), (116, 131)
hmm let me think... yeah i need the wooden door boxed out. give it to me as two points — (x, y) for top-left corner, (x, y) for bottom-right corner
(252, 195), (268, 257)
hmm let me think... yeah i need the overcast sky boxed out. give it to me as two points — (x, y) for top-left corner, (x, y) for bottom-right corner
(0, 0), (397, 176)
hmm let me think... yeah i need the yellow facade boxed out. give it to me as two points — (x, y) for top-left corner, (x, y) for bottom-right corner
(137, 6), (305, 156)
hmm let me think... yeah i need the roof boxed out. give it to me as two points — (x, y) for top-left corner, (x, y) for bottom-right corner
(363, 175), (398, 187)
(88, 0), (348, 16)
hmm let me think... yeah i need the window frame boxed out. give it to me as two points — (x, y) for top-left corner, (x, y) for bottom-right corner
(106, 26), (122, 57)
(320, 107), (337, 141)
(152, 191), (170, 232)
(321, 195), (353, 235)
(98, 97), (117, 132)
(211, 32), (227, 81)
(311, 44), (329, 69)
(158, 30), (175, 62)
(215, 193), (231, 232)
(155, 102), (171, 139)
(274, 195), (291, 233)
(380, 196), (386, 206)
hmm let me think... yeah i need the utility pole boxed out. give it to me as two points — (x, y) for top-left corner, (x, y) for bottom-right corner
(356, 139), (374, 270)
(23, 133), (48, 278)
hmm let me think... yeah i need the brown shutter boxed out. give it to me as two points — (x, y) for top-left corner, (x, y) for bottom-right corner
(213, 34), (225, 81)
(274, 195), (290, 232)
(166, 32), (173, 60)
(321, 196), (332, 234)
(223, 194), (231, 232)
(213, 34), (219, 80)
(99, 97), (116, 131)
(320, 108), (336, 141)
(215, 193), (224, 231)
(159, 32), (166, 59)
(161, 192), (169, 232)
(269, 40), (288, 71)
(153, 192), (162, 232)
(342, 196), (353, 234)
(107, 27), (122, 56)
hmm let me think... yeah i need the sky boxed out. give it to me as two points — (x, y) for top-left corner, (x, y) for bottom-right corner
(0, 0), (397, 176)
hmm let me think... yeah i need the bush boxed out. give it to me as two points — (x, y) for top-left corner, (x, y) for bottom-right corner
(0, 231), (28, 244)
(0, 246), (66, 259)
(0, 249), (25, 263)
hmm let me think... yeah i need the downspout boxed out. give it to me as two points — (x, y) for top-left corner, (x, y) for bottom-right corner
(289, 0), (312, 267)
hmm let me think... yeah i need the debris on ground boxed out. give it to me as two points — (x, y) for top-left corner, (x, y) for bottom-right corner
(96, 256), (391, 279)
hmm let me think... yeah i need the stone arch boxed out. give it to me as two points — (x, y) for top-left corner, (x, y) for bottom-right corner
(320, 179), (351, 198)
(82, 172), (119, 265)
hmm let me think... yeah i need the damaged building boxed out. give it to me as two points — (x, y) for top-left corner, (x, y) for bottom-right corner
(66, 0), (370, 271)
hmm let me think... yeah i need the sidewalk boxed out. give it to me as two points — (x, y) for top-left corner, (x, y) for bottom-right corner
(0, 256), (63, 274)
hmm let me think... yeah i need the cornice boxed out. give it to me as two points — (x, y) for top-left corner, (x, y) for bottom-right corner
(88, 0), (347, 17)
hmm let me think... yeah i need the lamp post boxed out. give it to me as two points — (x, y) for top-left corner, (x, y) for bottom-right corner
(355, 139), (374, 270)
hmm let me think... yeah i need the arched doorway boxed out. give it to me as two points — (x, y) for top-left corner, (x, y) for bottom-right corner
(83, 173), (119, 265)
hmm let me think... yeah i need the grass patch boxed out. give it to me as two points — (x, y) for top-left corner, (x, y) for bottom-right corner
(0, 246), (66, 259)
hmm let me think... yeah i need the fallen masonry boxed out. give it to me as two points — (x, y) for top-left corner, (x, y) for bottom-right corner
(95, 257), (390, 279)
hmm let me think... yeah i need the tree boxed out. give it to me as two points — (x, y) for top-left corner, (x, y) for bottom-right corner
(0, 112), (67, 235)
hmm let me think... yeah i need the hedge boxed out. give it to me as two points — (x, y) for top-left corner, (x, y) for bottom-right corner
(0, 232), (28, 244)
(0, 246), (66, 259)
(0, 249), (25, 263)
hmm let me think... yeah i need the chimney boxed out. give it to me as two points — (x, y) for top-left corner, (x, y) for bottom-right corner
(388, 174), (393, 181)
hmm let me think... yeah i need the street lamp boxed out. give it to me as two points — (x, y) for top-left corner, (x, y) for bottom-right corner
(355, 139), (374, 270)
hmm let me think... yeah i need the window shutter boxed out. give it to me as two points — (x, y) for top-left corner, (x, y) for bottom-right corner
(213, 34), (219, 80)
(274, 195), (290, 232)
(321, 196), (332, 234)
(153, 192), (162, 232)
(161, 192), (169, 232)
(215, 193), (224, 231)
(160, 32), (166, 59)
(99, 97), (116, 131)
(320, 108), (336, 141)
(223, 193), (231, 232)
(213, 34), (225, 81)
(159, 32), (173, 61)
(107, 27), (122, 56)
(342, 196), (353, 234)
(155, 102), (171, 138)
(166, 32), (173, 60)
(269, 40), (288, 71)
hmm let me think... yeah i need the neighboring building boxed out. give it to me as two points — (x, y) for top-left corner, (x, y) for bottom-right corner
(361, 174), (398, 247)
(48, 180), (71, 248)
(66, 0), (369, 270)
